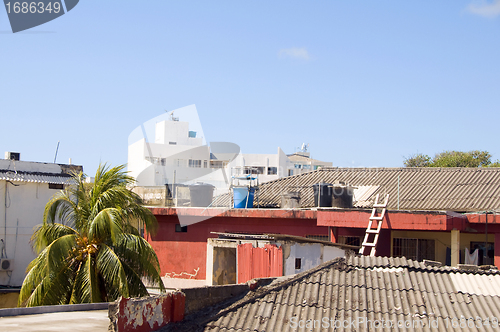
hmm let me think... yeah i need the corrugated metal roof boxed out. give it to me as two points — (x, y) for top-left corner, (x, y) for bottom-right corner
(0, 170), (73, 184)
(254, 167), (500, 212)
(164, 255), (500, 332)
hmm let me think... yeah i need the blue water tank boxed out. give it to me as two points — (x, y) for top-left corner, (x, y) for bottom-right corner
(233, 187), (255, 208)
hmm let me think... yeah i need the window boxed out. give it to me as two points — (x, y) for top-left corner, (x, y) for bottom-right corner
(49, 183), (64, 190)
(306, 235), (329, 242)
(338, 236), (361, 246)
(295, 258), (302, 270)
(393, 238), (435, 261)
(204, 160), (208, 168)
(294, 164), (302, 169)
(145, 156), (166, 165)
(243, 166), (265, 174)
(169, 142), (177, 145)
(175, 159), (185, 167)
(210, 160), (228, 169)
(470, 242), (494, 266)
(175, 224), (188, 232)
(188, 159), (202, 168)
(267, 167), (277, 175)
(303, 164), (311, 169)
(288, 169), (293, 176)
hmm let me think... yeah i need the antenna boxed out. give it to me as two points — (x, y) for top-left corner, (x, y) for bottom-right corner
(54, 141), (60, 163)
(169, 111), (179, 121)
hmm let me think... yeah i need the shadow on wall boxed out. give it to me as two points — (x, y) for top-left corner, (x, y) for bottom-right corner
(0, 291), (20, 309)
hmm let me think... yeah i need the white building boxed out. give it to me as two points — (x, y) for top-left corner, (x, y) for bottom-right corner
(0, 154), (82, 287)
(128, 106), (331, 200)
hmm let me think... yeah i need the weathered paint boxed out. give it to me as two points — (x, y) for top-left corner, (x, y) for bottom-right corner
(148, 211), (327, 282)
(237, 243), (283, 283)
(496, 233), (500, 268)
(318, 209), (469, 231)
(213, 247), (237, 285)
(114, 292), (185, 332)
(148, 207), (500, 275)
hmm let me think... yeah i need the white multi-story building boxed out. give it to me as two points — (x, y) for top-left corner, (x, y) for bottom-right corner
(127, 105), (331, 198)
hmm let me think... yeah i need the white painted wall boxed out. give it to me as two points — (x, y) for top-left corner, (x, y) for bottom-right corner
(282, 242), (345, 276)
(0, 180), (63, 286)
(323, 246), (346, 262)
(155, 120), (202, 146)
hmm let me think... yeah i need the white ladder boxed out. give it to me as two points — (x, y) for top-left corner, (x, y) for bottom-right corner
(359, 194), (389, 256)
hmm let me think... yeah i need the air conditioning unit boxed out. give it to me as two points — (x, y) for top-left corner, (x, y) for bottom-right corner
(4, 152), (20, 161)
(0, 259), (13, 271)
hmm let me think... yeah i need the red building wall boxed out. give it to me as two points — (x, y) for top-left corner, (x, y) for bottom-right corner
(147, 211), (327, 280)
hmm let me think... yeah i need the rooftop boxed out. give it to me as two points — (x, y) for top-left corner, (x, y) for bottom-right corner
(0, 159), (83, 185)
(162, 255), (500, 332)
(254, 167), (500, 212)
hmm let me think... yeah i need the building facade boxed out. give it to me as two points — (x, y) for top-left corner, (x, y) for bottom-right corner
(0, 155), (82, 286)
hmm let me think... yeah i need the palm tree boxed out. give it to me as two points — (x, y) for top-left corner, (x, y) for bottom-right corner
(18, 164), (165, 307)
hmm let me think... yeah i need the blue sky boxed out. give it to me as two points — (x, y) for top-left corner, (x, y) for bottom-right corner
(1, 1), (500, 175)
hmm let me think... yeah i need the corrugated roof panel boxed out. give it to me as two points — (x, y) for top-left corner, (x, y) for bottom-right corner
(169, 256), (500, 332)
(0, 171), (73, 184)
(253, 167), (500, 212)
(450, 273), (500, 297)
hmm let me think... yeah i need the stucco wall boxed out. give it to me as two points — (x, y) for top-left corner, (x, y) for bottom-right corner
(0, 180), (62, 286)
(148, 214), (328, 282)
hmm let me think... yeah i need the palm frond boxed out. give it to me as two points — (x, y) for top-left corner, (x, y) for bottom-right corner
(87, 208), (123, 244)
(96, 244), (130, 299)
(20, 162), (162, 306)
(71, 253), (102, 303)
(113, 234), (165, 292)
(32, 223), (77, 254)
(19, 234), (78, 306)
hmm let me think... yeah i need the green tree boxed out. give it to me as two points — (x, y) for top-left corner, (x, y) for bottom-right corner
(432, 150), (491, 167)
(19, 164), (165, 307)
(403, 153), (431, 167)
(489, 160), (500, 167)
(404, 150), (494, 168)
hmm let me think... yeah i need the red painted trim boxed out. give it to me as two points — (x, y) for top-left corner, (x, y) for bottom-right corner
(495, 233), (500, 269)
(149, 207), (317, 219)
(317, 210), (469, 231)
(467, 213), (500, 224)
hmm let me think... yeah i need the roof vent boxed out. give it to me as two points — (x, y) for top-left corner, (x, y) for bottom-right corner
(5, 152), (20, 161)
(423, 260), (442, 268)
(457, 264), (479, 272)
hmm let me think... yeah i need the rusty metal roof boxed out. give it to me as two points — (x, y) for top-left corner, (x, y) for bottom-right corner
(255, 167), (500, 212)
(164, 255), (500, 332)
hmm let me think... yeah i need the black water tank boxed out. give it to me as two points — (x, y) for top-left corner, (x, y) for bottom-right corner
(312, 183), (333, 207)
(331, 185), (354, 208)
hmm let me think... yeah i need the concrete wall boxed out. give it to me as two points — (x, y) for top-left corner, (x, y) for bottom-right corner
(0, 180), (65, 286)
(148, 213), (328, 284)
(0, 291), (19, 309)
(180, 283), (250, 315)
(109, 282), (265, 332)
(281, 242), (345, 275)
(108, 292), (185, 332)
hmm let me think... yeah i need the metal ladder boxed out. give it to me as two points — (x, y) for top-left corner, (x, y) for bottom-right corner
(359, 194), (389, 256)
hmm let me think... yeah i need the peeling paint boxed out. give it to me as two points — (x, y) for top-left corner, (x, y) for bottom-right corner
(164, 267), (200, 279)
(111, 292), (185, 332)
